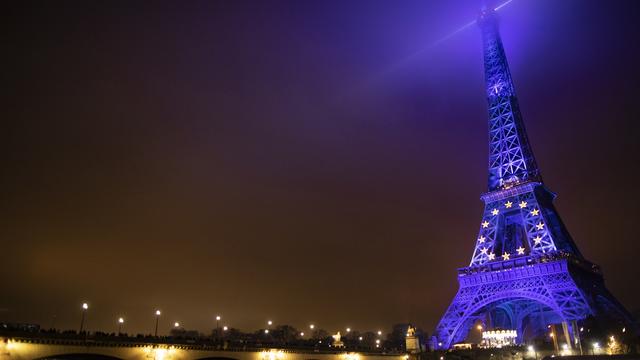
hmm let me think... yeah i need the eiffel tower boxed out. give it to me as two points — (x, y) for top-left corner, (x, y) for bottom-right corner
(432, 7), (637, 350)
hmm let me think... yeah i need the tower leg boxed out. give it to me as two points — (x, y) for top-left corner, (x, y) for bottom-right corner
(551, 324), (559, 353)
(572, 320), (583, 355)
(561, 321), (571, 350)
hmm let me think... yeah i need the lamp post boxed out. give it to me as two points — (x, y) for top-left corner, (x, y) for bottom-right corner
(118, 317), (124, 335)
(154, 310), (161, 337)
(79, 303), (89, 333)
(216, 315), (221, 337)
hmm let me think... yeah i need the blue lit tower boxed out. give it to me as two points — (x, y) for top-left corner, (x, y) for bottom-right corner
(432, 7), (636, 349)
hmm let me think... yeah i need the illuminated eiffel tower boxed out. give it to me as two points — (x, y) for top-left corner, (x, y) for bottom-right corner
(431, 7), (636, 350)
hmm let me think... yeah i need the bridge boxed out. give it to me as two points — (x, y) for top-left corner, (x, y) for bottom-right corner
(0, 336), (409, 360)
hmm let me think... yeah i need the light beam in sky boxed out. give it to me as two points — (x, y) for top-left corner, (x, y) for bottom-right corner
(429, 0), (517, 50)
(339, 0), (518, 100)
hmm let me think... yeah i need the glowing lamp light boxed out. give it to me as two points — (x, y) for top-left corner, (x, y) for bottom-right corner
(155, 349), (167, 360)
(528, 346), (534, 353)
(358, 336), (363, 341)
(6, 340), (16, 350)
(377, 330), (382, 335)
(261, 350), (285, 360)
(300, 332), (304, 336)
(267, 320), (273, 326)
(375, 339), (380, 344)
(155, 310), (161, 316)
(82, 303), (89, 310)
(223, 326), (228, 331)
(344, 353), (360, 360)
(593, 342), (600, 349)
(174, 322), (180, 328)
(118, 317), (124, 324)
(216, 315), (221, 321)
(310, 324), (315, 329)
(264, 329), (269, 334)
(477, 325), (483, 331)
(346, 327), (351, 332)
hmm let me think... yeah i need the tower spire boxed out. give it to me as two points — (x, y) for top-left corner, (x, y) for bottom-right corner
(479, 9), (541, 191)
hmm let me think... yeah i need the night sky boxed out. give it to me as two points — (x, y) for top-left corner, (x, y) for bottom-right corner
(3, 0), (640, 336)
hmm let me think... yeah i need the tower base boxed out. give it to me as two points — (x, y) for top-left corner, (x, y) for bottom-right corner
(431, 255), (635, 350)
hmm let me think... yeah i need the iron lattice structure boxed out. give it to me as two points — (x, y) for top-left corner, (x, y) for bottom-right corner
(431, 8), (636, 350)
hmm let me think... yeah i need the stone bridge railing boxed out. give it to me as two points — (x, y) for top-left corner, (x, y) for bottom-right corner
(0, 336), (409, 360)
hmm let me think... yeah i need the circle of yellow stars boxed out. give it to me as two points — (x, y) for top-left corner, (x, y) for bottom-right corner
(477, 199), (548, 262)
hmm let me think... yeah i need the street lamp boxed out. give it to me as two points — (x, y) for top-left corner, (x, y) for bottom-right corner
(300, 332), (304, 337)
(154, 310), (161, 337)
(346, 327), (351, 333)
(309, 324), (315, 329)
(223, 326), (228, 331)
(174, 322), (180, 328)
(79, 303), (89, 333)
(214, 315), (221, 339)
(377, 330), (382, 336)
(118, 317), (124, 334)
(267, 320), (273, 326)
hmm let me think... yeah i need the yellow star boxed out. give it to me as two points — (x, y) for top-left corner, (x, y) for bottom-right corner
(478, 236), (486, 243)
(480, 247), (488, 254)
(516, 247), (525, 255)
(533, 235), (542, 245)
(531, 208), (540, 216)
(487, 253), (496, 260)
(505, 201), (513, 208)
(491, 208), (500, 216)
(536, 222), (545, 230)
(482, 221), (490, 228)
(519, 201), (527, 208)
(502, 252), (510, 260)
